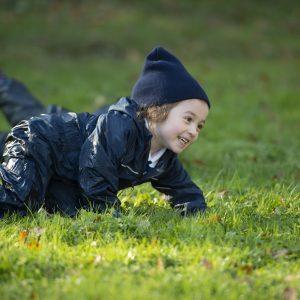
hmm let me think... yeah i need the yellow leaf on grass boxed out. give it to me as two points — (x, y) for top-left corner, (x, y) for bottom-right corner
(19, 229), (29, 242)
(27, 240), (41, 250)
(208, 215), (222, 223)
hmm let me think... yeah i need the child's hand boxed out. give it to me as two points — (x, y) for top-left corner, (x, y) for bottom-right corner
(112, 209), (122, 218)
(174, 202), (206, 217)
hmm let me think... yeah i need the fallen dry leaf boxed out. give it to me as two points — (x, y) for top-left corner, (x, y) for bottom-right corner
(29, 291), (36, 300)
(201, 258), (213, 270)
(194, 159), (205, 166)
(218, 190), (228, 197)
(283, 286), (298, 300)
(157, 257), (165, 272)
(272, 249), (289, 258)
(208, 214), (222, 223)
(240, 264), (253, 274)
(19, 229), (29, 242)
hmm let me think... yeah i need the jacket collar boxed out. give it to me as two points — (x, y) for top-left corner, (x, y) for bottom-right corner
(109, 97), (177, 175)
(108, 97), (138, 117)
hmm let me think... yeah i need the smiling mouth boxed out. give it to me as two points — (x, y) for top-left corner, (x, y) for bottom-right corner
(178, 136), (190, 146)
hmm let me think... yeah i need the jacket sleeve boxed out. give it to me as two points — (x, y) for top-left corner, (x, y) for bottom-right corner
(78, 112), (133, 210)
(151, 156), (207, 216)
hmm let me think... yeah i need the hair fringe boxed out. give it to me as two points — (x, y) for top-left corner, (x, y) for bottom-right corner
(136, 102), (177, 124)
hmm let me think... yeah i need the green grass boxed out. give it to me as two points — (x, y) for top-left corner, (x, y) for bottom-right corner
(0, 0), (300, 299)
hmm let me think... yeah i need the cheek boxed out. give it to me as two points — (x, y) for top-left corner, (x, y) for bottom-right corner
(162, 124), (180, 138)
(157, 117), (184, 140)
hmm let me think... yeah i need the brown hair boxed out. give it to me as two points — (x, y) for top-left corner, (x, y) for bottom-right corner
(136, 102), (178, 124)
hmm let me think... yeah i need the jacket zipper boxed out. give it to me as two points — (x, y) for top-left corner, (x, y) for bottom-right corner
(121, 163), (139, 175)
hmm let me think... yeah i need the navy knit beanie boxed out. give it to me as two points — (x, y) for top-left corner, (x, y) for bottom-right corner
(131, 47), (210, 108)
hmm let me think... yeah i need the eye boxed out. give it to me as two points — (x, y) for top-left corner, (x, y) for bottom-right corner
(184, 116), (193, 123)
(197, 124), (204, 131)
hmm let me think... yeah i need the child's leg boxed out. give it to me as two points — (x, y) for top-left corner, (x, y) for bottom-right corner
(0, 122), (53, 215)
(0, 74), (66, 126)
(45, 178), (82, 217)
(0, 74), (45, 126)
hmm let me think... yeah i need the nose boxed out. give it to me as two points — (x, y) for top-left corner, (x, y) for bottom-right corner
(188, 124), (198, 139)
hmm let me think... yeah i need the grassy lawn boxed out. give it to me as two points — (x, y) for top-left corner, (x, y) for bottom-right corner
(0, 1), (299, 299)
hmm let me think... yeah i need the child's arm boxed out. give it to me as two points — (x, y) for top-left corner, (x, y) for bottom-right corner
(151, 156), (207, 216)
(78, 112), (134, 211)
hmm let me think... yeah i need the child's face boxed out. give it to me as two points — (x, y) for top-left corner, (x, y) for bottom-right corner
(151, 99), (209, 154)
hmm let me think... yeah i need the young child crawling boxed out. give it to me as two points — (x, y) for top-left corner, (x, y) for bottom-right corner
(0, 47), (210, 218)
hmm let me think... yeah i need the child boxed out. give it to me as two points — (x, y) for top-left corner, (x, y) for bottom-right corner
(0, 46), (210, 218)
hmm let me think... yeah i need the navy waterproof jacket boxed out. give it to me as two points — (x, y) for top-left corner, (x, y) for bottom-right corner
(0, 97), (206, 216)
